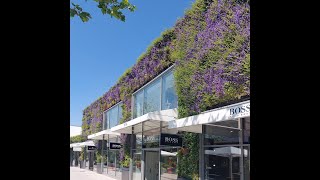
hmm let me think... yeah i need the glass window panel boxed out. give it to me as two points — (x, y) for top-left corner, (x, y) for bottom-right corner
(132, 150), (142, 180)
(144, 79), (161, 114)
(134, 90), (144, 118)
(243, 117), (250, 144)
(143, 128), (160, 148)
(107, 150), (116, 175)
(243, 146), (250, 180)
(103, 111), (108, 130)
(161, 71), (178, 110)
(160, 148), (178, 180)
(108, 106), (119, 129)
(204, 146), (242, 180)
(204, 124), (240, 145)
(118, 103), (123, 123)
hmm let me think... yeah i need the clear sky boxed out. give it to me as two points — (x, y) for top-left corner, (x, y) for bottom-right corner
(71, 0), (194, 126)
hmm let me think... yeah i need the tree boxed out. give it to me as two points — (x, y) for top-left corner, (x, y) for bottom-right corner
(70, 0), (136, 22)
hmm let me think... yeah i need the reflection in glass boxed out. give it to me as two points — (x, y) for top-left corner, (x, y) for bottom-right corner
(161, 149), (178, 180)
(161, 71), (178, 110)
(104, 103), (123, 130)
(243, 117), (250, 144)
(118, 104), (123, 123)
(243, 146), (250, 180)
(143, 128), (160, 148)
(204, 146), (246, 180)
(104, 111), (109, 130)
(132, 68), (178, 119)
(134, 90), (144, 118)
(102, 150), (108, 174)
(107, 150), (116, 175)
(108, 106), (119, 129)
(132, 150), (142, 180)
(144, 79), (161, 114)
(204, 124), (240, 145)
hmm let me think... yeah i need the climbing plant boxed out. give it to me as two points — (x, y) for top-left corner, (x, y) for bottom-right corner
(177, 132), (200, 179)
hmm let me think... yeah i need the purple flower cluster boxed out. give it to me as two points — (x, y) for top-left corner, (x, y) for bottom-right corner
(173, 0), (250, 115)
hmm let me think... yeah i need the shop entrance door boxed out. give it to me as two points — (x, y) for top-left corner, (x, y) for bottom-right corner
(144, 151), (159, 180)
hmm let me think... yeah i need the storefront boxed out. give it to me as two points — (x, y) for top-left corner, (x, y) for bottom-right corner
(70, 141), (96, 170)
(87, 130), (122, 179)
(105, 99), (250, 180)
(168, 99), (250, 180)
(85, 65), (250, 180)
(109, 108), (180, 180)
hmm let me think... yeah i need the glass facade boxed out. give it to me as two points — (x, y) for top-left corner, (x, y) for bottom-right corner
(100, 136), (122, 179)
(204, 146), (242, 180)
(204, 122), (240, 145)
(203, 118), (250, 180)
(144, 79), (161, 114)
(132, 149), (142, 180)
(133, 68), (177, 118)
(133, 91), (144, 119)
(104, 103), (123, 130)
(75, 61), (250, 180)
(160, 148), (178, 180)
(161, 71), (178, 110)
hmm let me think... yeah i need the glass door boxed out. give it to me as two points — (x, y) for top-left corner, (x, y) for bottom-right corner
(144, 151), (159, 180)
(204, 146), (245, 180)
(160, 148), (178, 180)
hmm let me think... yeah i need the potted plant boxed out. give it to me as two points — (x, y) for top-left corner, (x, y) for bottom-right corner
(135, 160), (141, 168)
(79, 151), (85, 169)
(95, 152), (106, 174)
(109, 159), (114, 167)
(121, 154), (130, 180)
(162, 163), (168, 173)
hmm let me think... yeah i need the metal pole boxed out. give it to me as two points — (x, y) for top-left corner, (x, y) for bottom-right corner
(84, 146), (87, 169)
(129, 127), (134, 180)
(107, 134), (109, 174)
(141, 122), (144, 180)
(239, 118), (244, 180)
(102, 134), (105, 173)
(199, 126), (204, 180)
(114, 150), (117, 177)
(159, 121), (162, 180)
(230, 156), (233, 180)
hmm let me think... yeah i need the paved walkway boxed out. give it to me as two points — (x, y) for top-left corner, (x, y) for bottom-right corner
(70, 167), (116, 180)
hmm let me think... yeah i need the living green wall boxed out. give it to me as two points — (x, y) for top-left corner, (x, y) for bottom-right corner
(81, 0), (250, 179)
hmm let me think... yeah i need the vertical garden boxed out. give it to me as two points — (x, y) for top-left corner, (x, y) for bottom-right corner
(81, 0), (250, 179)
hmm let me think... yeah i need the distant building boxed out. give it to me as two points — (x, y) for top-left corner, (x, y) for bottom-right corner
(70, 125), (82, 137)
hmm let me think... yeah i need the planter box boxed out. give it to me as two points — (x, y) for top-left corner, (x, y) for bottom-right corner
(96, 163), (103, 174)
(121, 167), (130, 180)
(80, 161), (85, 169)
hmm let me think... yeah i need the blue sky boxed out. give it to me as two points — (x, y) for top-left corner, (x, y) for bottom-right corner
(71, 0), (194, 126)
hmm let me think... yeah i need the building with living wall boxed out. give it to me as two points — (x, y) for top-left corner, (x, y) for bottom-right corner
(72, 0), (250, 179)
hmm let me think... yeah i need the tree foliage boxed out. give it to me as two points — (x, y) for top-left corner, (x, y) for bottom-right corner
(70, 135), (86, 143)
(70, 0), (136, 22)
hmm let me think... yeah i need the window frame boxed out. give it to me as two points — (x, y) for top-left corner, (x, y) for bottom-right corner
(102, 101), (123, 130)
(131, 65), (176, 119)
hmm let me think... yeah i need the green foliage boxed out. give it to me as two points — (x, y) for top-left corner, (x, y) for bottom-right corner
(79, 148), (85, 161)
(120, 154), (130, 168)
(177, 132), (199, 179)
(70, 135), (86, 143)
(70, 0), (136, 22)
(173, 0), (250, 117)
(96, 151), (106, 163)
